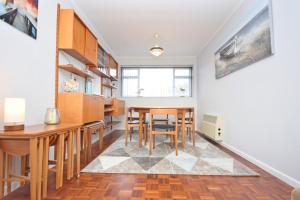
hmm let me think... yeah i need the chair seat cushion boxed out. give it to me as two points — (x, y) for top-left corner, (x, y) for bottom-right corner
(128, 120), (148, 125)
(152, 124), (175, 130)
(153, 119), (169, 122)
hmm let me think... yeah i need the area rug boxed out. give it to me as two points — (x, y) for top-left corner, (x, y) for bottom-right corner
(82, 133), (259, 176)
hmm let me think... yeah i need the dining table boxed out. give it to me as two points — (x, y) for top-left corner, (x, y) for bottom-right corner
(0, 123), (81, 200)
(129, 106), (195, 148)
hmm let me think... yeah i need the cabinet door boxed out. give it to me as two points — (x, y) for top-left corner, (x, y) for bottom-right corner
(83, 95), (92, 123)
(85, 28), (98, 66)
(73, 15), (86, 57)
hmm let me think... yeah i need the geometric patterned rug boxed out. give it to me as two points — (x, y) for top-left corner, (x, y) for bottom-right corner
(82, 133), (259, 176)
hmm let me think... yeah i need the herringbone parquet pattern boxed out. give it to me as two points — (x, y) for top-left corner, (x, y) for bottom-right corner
(3, 130), (292, 200)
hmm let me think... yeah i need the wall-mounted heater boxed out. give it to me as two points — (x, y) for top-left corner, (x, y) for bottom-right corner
(200, 114), (224, 142)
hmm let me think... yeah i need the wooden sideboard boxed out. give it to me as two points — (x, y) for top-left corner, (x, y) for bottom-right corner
(58, 9), (98, 66)
(58, 93), (104, 124)
(112, 99), (125, 116)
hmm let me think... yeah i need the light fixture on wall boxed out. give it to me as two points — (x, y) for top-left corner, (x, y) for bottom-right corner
(4, 98), (26, 131)
(150, 33), (164, 57)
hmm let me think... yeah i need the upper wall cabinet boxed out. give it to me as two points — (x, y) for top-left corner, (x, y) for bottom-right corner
(85, 28), (98, 65)
(59, 9), (98, 66)
(108, 54), (119, 79)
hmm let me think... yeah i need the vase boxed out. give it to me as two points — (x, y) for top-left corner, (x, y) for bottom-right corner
(44, 108), (61, 125)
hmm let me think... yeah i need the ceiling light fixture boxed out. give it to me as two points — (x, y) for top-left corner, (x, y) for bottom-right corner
(150, 45), (164, 57)
(150, 33), (164, 57)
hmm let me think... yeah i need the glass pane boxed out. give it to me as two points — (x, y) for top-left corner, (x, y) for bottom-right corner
(122, 78), (138, 97)
(175, 68), (191, 77)
(140, 68), (173, 97)
(110, 69), (117, 77)
(175, 78), (190, 96)
(123, 68), (138, 77)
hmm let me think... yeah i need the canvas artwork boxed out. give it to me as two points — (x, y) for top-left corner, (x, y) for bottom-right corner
(215, 5), (274, 79)
(0, 0), (38, 39)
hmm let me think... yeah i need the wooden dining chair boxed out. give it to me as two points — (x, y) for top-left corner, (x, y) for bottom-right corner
(125, 108), (148, 146)
(152, 114), (169, 124)
(177, 108), (196, 146)
(149, 108), (179, 156)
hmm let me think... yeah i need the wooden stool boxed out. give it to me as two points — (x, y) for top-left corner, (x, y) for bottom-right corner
(46, 130), (74, 190)
(81, 121), (104, 163)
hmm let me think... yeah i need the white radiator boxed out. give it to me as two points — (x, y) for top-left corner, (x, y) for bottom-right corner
(200, 114), (224, 142)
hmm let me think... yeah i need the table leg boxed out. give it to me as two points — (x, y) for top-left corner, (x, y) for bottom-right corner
(76, 128), (81, 178)
(192, 110), (195, 147)
(181, 110), (186, 149)
(37, 138), (44, 200)
(139, 111), (143, 147)
(30, 138), (38, 200)
(67, 131), (73, 180)
(0, 149), (5, 198)
(7, 154), (12, 193)
(42, 137), (49, 198)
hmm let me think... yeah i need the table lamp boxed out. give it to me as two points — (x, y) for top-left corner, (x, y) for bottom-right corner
(4, 98), (26, 131)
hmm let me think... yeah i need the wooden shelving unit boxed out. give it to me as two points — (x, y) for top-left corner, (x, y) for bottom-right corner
(104, 108), (114, 113)
(110, 75), (118, 81)
(88, 66), (110, 78)
(59, 64), (94, 79)
(102, 83), (118, 89)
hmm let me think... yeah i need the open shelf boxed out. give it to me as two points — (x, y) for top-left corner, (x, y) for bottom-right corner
(89, 67), (110, 78)
(102, 83), (118, 89)
(110, 76), (118, 81)
(59, 64), (93, 79)
(104, 108), (114, 113)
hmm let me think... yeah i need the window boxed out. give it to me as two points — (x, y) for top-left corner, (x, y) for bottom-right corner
(121, 66), (192, 97)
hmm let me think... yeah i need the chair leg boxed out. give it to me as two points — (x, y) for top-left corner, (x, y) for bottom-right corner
(153, 135), (156, 149)
(67, 132), (73, 180)
(175, 134), (178, 156)
(149, 133), (152, 155)
(99, 127), (104, 150)
(125, 127), (128, 146)
(144, 125), (147, 145)
(130, 127), (133, 141)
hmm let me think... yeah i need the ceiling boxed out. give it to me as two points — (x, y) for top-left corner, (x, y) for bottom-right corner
(72, 0), (243, 57)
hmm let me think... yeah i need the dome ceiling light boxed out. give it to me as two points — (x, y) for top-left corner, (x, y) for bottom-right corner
(150, 33), (164, 57)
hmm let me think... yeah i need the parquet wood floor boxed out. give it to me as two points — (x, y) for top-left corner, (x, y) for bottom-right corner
(3, 130), (293, 200)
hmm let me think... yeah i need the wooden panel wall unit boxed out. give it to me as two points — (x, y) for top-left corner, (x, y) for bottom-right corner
(107, 54), (119, 79)
(58, 93), (104, 124)
(58, 9), (98, 66)
(85, 28), (98, 66)
(112, 99), (125, 116)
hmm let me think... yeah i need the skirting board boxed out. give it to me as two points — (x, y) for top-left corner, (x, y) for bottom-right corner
(221, 142), (300, 188)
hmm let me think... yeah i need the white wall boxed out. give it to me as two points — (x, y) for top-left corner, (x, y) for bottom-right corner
(197, 0), (300, 187)
(0, 0), (57, 127)
(116, 56), (198, 129)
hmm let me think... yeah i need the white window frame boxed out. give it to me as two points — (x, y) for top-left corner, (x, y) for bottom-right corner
(121, 66), (193, 97)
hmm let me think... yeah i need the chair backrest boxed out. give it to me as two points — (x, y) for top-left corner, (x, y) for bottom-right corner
(149, 109), (178, 131)
(126, 107), (142, 123)
(178, 108), (194, 123)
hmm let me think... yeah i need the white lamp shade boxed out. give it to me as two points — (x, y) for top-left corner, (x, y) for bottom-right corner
(4, 98), (26, 124)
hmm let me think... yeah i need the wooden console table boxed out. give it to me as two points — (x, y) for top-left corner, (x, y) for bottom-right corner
(0, 124), (81, 200)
